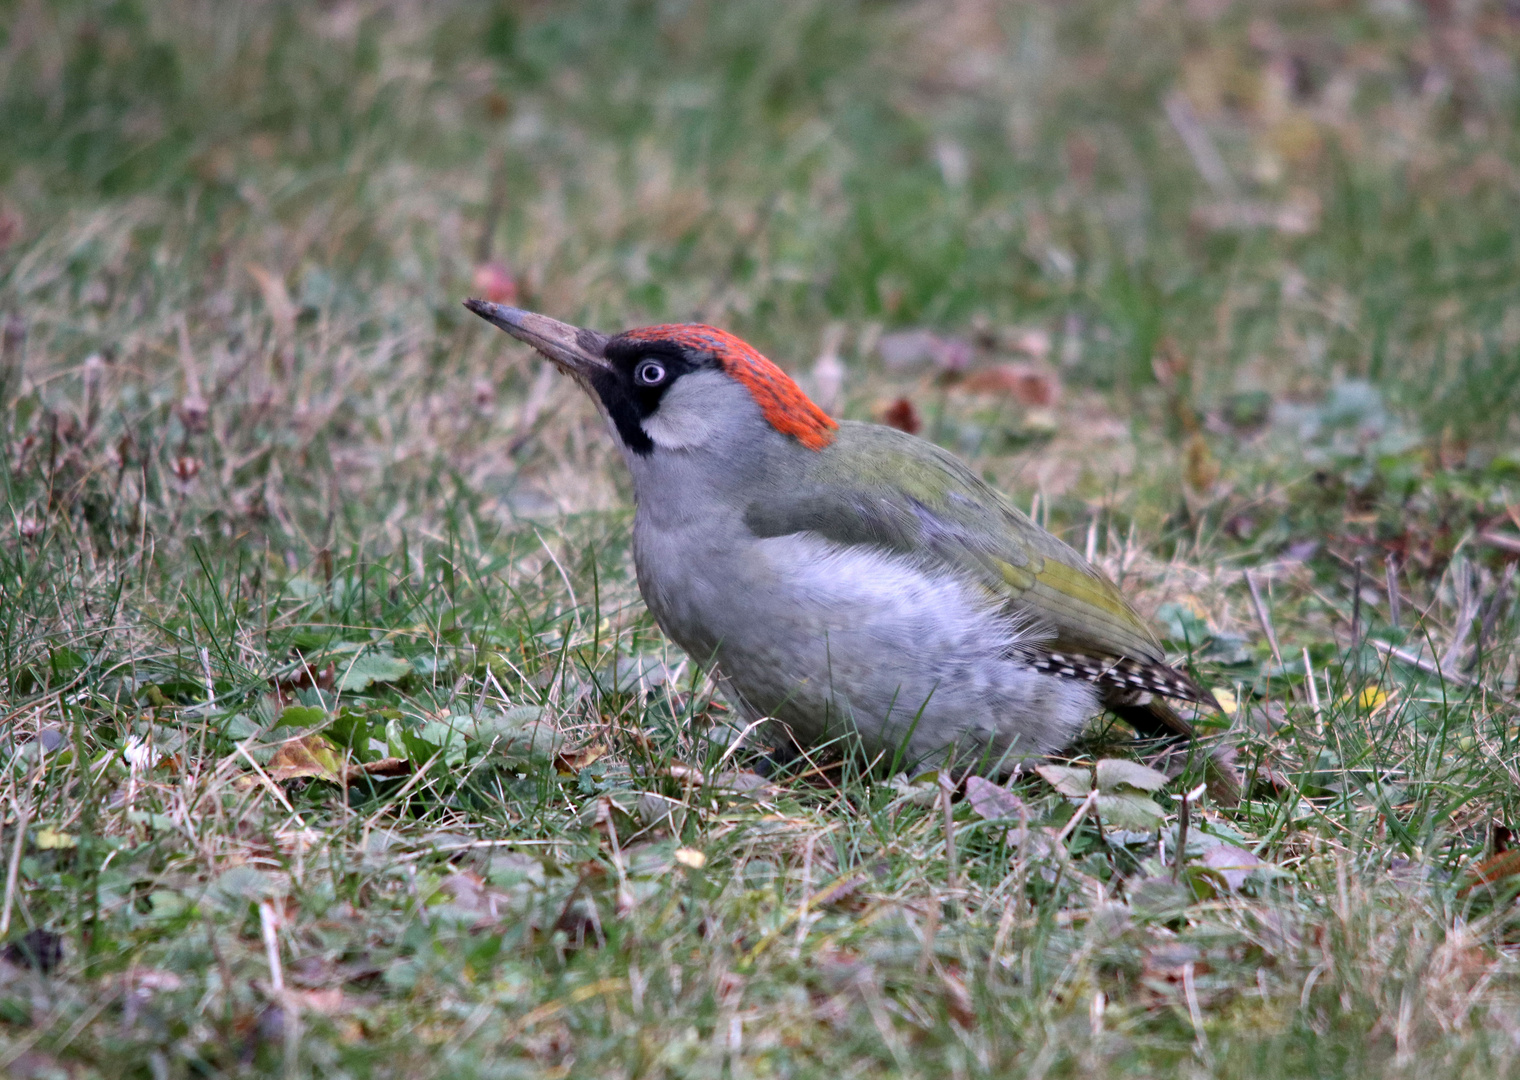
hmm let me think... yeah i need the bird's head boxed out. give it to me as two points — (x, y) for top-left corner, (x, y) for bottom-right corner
(465, 300), (836, 458)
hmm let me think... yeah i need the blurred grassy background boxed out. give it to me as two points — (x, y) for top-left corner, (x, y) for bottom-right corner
(4, 2), (1520, 1077)
(5, 0), (1520, 548)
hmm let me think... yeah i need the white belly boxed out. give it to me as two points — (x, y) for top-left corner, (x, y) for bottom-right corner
(634, 525), (1097, 771)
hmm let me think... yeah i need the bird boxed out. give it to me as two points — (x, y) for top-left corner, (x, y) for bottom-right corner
(465, 300), (1237, 798)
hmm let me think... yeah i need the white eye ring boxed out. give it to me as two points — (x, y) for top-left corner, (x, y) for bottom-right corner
(635, 360), (666, 386)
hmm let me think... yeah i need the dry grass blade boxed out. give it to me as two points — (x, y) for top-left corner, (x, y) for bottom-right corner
(3, 2), (1520, 1074)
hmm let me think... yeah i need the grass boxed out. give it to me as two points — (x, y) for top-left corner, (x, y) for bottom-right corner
(2, 0), (1520, 1076)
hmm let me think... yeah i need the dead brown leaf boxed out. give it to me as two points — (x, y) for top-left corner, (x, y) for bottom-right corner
(267, 736), (342, 782)
(437, 870), (520, 927)
(555, 741), (608, 774)
(1459, 849), (1520, 895)
(1198, 842), (1266, 891)
(661, 762), (776, 796)
(263, 736), (410, 785)
(882, 396), (921, 434)
(1185, 432), (1220, 493)
(937, 964), (976, 1028)
(247, 264), (296, 338)
(808, 872), (868, 911)
(289, 987), (348, 1015)
(472, 261), (518, 304)
(1139, 942), (1209, 1004)
(274, 661), (336, 694)
(959, 362), (1060, 407)
(963, 775), (1025, 821)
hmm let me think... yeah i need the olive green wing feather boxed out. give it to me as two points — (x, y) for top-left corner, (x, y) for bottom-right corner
(745, 421), (1238, 800)
(743, 422), (1211, 707)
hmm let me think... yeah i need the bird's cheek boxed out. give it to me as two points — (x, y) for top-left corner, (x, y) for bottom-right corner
(640, 399), (723, 450)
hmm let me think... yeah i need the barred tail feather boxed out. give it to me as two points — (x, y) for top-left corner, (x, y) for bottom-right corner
(1029, 649), (1217, 708)
(1030, 650), (1240, 805)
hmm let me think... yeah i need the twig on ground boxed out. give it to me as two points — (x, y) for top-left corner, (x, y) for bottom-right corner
(1303, 648), (1323, 734)
(1349, 557), (1364, 656)
(1440, 558), (1480, 676)
(1245, 569), (1284, 669)
(0, 799), (29, 936)
(1369, 640), (1480, 690)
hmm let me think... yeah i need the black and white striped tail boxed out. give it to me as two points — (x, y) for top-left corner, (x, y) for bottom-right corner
(1030, 649), (1238, 803)
(1029, 649), (1214, 707)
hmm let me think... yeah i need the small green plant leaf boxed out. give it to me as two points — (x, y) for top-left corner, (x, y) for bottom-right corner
(1154, 602), (1210, 647)
(274, 705), (327, 729)
(1095, 792), (1165, 830)
(469, 707), (562, 764)
(1034, 764), (1092, 798)
(337, 651), (413, 692)
(1095, 758), (1170, 793)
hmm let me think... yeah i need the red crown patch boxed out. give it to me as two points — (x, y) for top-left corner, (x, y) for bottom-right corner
(619, 324), (837, 451)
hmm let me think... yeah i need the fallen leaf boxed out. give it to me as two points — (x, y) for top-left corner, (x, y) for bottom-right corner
(355, 756), (410, 778)
(275, 662), (336, 693)
(1095, 792), (1166, 830)
(882, 396), (921, 435)
(289, 987), (348, 1015)
(336, 651), (413, 693)
(1007, 825), (1057, 863)
(1034, 764), (1092, 798)
(1198, 843), (1265, 891)
(122, 736), (160, 772)
(876, 330), (972, 373)
(1190, 195), (1319, 235)
(131, 970), (184, 993)
(262, 738), (406, 785)
(437, 870), (509, 924)
(555, 742), (608, 774)
(1140, 941), (1206, 986)
(998, 326), (1052, 361)
(964, 775), (1025, 821)
(938, 964), (976, 1027)
(959, 362), (1060, 406)
(1344, 686), (1388, 711)
(661, 763), (776, 795)
(1460, 850), (1520, 895)
(1094, 759), (1171, 793)
(808, 872), (868, 909)
(267, 736), (344, 783)
(888, 772), (943, 807)
(1184, 432), (1219, 492)
(471, 260), (518, 304)
(247, 264), (296, 337)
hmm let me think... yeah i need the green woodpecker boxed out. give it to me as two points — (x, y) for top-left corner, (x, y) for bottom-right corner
(466, 301), (1236, 795)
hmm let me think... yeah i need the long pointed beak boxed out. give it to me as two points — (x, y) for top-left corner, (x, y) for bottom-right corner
(463, 300), (611, 378)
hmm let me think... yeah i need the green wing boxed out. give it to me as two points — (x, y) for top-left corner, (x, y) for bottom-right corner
(743, 421), (1168, 670)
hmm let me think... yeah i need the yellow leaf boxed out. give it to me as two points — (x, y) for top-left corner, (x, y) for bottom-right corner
(1212, 686), (1239, 716)
(246, 263), (296, 337)
(1340, 686), (1388, 711)
(266, 735), (343, 782)
(555, 742), (608, 774)
(36, 828), (78, 850)
(1184, 433), (1219, 494)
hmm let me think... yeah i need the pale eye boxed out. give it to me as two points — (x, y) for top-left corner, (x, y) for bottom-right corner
(635, 360), (667, 386)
